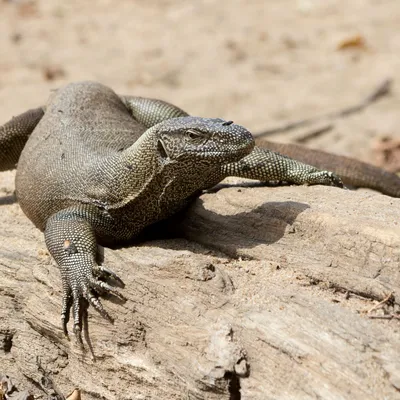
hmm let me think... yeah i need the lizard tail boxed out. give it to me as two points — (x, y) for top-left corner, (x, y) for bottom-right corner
(256, 139), (400, 198)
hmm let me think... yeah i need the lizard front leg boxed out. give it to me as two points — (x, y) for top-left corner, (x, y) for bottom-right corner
(222, 146), (343, 187)
(44, 208), (125, 344)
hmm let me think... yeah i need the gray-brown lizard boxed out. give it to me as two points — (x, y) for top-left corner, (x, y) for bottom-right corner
(0, 81), (358, 343)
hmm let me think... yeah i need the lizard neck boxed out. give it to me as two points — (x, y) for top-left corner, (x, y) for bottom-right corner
(103, 125), (221, 233)
(120, 125), (162, 172)
(104, 126), (167, 211)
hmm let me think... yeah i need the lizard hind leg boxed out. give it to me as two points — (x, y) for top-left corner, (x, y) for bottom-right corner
(0, 107), (44, 171)
(44, 208), (124, 344)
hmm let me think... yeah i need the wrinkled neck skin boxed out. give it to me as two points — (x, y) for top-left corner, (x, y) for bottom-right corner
(120, 125), (162, 178)
(105, 126), (164, 206)
(105, 126), (221, 222)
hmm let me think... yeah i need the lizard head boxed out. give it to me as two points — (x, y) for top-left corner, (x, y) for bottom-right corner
(155, 117), (255, 164)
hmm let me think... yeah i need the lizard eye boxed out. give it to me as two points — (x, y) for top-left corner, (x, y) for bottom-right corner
(187, 129), (203, 140)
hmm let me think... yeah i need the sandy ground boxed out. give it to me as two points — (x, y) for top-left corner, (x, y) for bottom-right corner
(1, 1), (400, 398)
(0, 0), (400, 162)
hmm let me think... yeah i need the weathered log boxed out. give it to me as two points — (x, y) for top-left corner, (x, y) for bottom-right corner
(1, 170), (400, 399)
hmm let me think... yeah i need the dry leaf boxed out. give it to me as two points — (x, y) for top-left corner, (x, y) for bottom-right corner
(0, 377), (33, 400)
(17, 1), (39, 18)
(337, 34), (366, 50)
(43, 65), (66, 81)
(7, 391), (34, 400)
(66, 388), (81, 400)
(373, 136), (400, 173)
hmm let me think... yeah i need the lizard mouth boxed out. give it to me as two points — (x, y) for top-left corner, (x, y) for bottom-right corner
(191, 142), (254, 159)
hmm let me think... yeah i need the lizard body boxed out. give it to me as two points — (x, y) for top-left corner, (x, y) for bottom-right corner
(0, 81), (350, 342)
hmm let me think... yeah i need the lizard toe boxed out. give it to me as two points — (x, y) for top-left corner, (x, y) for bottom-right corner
(82, 285), (114, 323)
(72, 292), (84, 346)
(58, 261), (120, 343)
(93, 265), (125, 287)
(60, 290), (73, 338)
(326, 171), (344, 188)
(88, 277), (127, 301)
(305, 170), (343, 187)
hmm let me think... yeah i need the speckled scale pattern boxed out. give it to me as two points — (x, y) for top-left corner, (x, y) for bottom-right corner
(0, 81), (342, 341)
(223, 146), (342, 186)
(0, 107), (44, 171)
(259, 140), (400, 197)
(121, 96), (189, 128)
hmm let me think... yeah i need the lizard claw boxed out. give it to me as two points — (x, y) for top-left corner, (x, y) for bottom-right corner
(88, 277), (127, 301)
(45, 210), (126, 347)
(82, 287), (114, 322)
(93, 265), (125, 287)
(60, 264), (124, 344)
(72, 294), (85, 347)
(61, 291), (73, 338)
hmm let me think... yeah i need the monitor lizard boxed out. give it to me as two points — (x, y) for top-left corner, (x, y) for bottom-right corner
(0, 81), (395, 343)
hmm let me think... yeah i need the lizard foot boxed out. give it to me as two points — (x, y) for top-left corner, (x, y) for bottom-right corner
(44, 208), (127, 345)
(304, 170), (343, 188)
(60, 264), (126, 345)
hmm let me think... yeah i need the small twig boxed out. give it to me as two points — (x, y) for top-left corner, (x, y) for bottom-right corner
(255, 78), (392, 137)
(368, 313), (400, 320)
(363, 78), (392, 105)
(36, 357), (66, 400)
(295, 123), (334, 144)
(367, 291), (394, 314)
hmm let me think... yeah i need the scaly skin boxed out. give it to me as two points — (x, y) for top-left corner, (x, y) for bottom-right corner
(256, 139), (400, 198)
(0, 81), (342, 343)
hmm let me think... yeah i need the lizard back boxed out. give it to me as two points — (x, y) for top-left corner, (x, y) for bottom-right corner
(16, 81), (146, 230)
